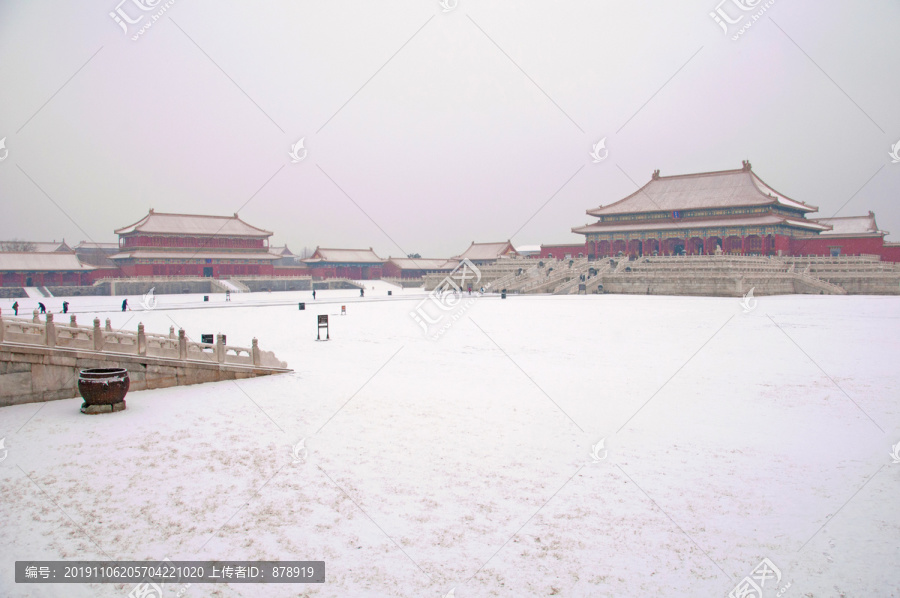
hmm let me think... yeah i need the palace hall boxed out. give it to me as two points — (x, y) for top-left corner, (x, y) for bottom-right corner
(572, 162), (896, 259)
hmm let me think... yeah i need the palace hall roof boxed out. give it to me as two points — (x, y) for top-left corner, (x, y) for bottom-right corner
(0, 240), (73, 253)
(814, 213), (885, 237)
(269, 245), (294, 256)
(0, 252), (94, 271)
(306, 248), (385, 263)
(74, 241), (120, 267)
(586, 164), (817, 217)
(456, 241), (518, 261)
(115, 210), (273, 238)
(573, 213), (830, 235)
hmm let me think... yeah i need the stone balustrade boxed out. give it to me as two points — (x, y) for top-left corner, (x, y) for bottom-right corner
(423, 258), (539, 291)
(0, 312), (283, 368)
(416, 254), (898, 296)
(555, 261), (613, 295)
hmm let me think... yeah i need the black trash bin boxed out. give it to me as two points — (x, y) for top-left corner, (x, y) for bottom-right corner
(298, 302), (306, 310)
(388, 290), (392, 296)
(203, 295), (209, 302)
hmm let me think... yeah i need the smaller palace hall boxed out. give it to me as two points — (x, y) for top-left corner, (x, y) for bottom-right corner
(573, 162), (898, 260)
(110, 210), (284, 278)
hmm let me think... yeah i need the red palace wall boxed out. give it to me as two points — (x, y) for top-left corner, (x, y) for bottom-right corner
(381, 262), (401, 278)
(381, 263), (440, 278)
(582, 233), (899, 261)
(789, 236), (885, 257)
(307, 265), (383, 280)
(89, 268), (124, 283)
(119, 263), (274, 278)
(272, 266), (309, 277)
(541, 244), (587, 259)
(0, 271), (91, 287)
(881, 244), (900, 263)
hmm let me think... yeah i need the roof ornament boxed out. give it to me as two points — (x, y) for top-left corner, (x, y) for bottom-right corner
(742, 160), (752, 171)
(149, 208), (154, 213)
(652, 169), (660, 180)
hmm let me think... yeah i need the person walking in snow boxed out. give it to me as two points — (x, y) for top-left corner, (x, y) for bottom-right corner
(38, 302), (46, 314)
(312, 289), (316, 300)
(12, 301), (18, 316)
(121, 298), (128, 311)
(359, 288), (364, 298)
(62, 301), (69, 314)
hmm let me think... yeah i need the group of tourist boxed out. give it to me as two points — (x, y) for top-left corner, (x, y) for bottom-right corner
(8, 286), (375, 319)
(7, 300), (70, 317)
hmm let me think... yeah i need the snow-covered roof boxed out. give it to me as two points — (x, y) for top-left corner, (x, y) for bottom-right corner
(110, 251), (280, 261)
(814, 213), (884, 237)
(74, 241), (120, 267)
(515, 244), (542, 253)
(75, 241), (119, 250)
(573, 213), (830, 234)
(307, 247), (384, 263)
(587, 163), (817, 216)
(386, 258), (455, 270)
(269, 245), (294, 256)
(115, 210), (273, 238)
(0, 252), (94, 271)
(0, 240), (72, 252)
(456, 241), (518, 261)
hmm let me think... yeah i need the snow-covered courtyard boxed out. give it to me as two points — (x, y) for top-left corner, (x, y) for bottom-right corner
(1, 288), (899, 597)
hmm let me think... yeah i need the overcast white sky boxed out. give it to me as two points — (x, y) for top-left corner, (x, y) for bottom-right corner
(1, 0), (898, 258)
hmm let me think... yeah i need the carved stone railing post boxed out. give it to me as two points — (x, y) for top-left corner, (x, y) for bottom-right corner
(33, 309), (40, 323)
(93, 317), (103, 351)
(169, 326), (175, 339)
(216, 333), (225, 363)
(178, 329), (187, 359)
(252, 338), (260, 366)
(70, 315), (77, 327)
(105, 318), (112, 332)
(137, 323), (147, 356)
(45, 313), (56, 347)
(0, 314), (4, 344)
